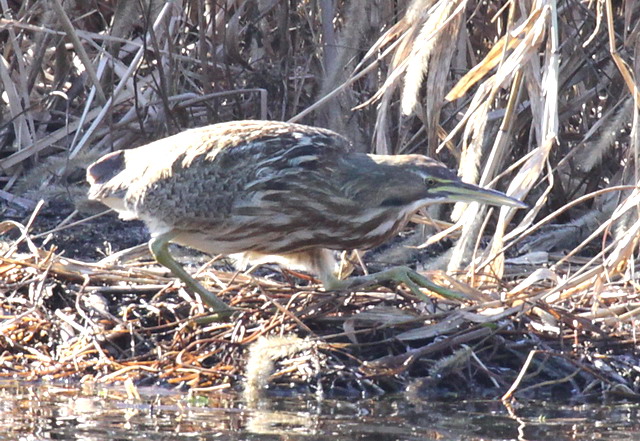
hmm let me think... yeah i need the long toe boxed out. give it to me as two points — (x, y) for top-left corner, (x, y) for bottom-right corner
(322, 266), (465, 303)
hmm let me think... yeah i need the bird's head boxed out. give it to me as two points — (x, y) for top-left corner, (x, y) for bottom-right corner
(369, 154), (527, 209)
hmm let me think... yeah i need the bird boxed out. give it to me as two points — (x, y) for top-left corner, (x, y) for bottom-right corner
(86, 120), (526, 314)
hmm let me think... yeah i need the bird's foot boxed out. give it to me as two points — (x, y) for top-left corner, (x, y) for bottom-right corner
(183, 279), (236, 321)
(323, 266), (465, 303)
(172, 274), (235, 320)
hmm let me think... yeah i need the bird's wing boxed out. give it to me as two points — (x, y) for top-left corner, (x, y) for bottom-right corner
(127, 122), (352, 231)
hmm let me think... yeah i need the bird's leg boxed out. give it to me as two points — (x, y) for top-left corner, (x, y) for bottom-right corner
(301, 249), (464, 302)
(149, 233), (234, 314)
(321, 267), (465, 303)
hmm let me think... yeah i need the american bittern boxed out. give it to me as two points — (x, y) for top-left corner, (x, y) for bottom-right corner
(87, 120), (525, 314)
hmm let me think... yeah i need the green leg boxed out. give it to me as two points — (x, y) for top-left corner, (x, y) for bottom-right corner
(149, 233), (234, 315)
(321, 266), (465, 302)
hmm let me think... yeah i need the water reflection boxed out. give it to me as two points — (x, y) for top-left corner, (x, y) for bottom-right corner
(0, 380), (638, 440)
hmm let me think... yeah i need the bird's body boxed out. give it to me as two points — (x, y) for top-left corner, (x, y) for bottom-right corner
(89, 121), (456, 275)
(87, 120), (525, 312)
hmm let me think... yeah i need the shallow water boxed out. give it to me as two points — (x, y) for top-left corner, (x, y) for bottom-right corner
(1, 381), (638, 440)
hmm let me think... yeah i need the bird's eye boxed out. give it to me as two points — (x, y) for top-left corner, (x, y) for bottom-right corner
(425, 178), (436, 187)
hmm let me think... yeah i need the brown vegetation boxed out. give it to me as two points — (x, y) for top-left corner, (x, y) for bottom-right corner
(0, 0), (639, 402)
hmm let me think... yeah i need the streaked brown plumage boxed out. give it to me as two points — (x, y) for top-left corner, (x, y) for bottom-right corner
(87, 120), (526, 313)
